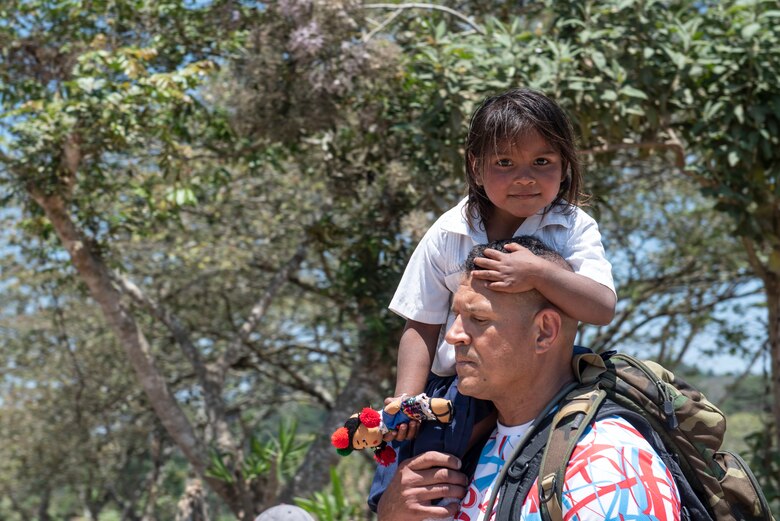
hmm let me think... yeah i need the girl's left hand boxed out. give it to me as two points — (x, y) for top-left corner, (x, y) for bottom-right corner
(470, 242), (541, 292)
(383, 420), (420, 442)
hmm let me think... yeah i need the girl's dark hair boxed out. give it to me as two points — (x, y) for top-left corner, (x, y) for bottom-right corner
(464, 88), (586, 230)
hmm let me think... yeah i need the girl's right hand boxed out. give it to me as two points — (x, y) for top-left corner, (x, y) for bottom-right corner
(383, 395), (421, 442)
(470, 242), (544, 292)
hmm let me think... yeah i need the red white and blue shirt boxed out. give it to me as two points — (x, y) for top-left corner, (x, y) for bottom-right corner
(456, 416), (681, 521)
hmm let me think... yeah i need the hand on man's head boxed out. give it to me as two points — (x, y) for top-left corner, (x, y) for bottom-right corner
(470, 242), (545, 293)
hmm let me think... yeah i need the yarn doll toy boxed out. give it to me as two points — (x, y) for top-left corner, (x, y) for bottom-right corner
(330, 393), (454, 466)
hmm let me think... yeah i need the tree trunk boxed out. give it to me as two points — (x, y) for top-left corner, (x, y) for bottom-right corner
(27, 188), (247, 518)
(175, 479), (210, 521)
(140, 431), (165, 521)
(37, 487), (51, 521)
(765, 274), (780, 450)
(743, 237), (780, 449)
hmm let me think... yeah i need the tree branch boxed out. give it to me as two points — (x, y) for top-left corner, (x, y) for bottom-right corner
(242, 354), (334, 409)
(742, 236), (770, 283)
(579, 129), (721, 190)
(580, 139), (685, 168)
(724, 341), (768, 396)
(113, 273), (237, 452)
(114, 273), (205, 371)
(362, 3), (485, 34)
(247, 259), (333, 300)
(217, 245), (307, 374)
(363, 8), (405, 42)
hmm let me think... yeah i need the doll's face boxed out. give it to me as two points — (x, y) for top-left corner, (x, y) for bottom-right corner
(352, 423), (383, 450)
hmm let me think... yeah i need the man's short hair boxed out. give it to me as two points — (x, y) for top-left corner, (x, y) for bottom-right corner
(462, 235), (571, 272)
(462, 236), (578, 332)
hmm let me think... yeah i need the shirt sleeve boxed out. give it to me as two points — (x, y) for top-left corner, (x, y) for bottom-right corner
(388, 222), (452, 325)
(520, 416), (681, 521)
(563, 210), (616, 296)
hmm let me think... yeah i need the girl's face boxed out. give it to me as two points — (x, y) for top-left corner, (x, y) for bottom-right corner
(477, 129), (563, 228)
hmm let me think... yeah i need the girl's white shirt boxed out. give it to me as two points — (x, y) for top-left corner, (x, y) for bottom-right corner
(390, 196), (615, 376)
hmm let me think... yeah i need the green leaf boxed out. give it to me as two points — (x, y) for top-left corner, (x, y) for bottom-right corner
(734, 105), (745, 124)
(601, 90), (618, 101)
(740, 23), (761, 40)
(205, 450), (235, 485)
(591, 51), (607, 71)
(165, 187), (196, 206)
(663, 48), (687, 69)
(76, 77), (106, 93)
(728, 151), (740, 166)
(625, 106), (646, 116)
(620, 86), (648, 100)
(495, 32), (512, 48)
(434, 20), (446, 41)
(703, 101), (724, 121)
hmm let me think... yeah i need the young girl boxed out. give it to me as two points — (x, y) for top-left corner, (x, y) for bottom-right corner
(388, 87), (616, 436)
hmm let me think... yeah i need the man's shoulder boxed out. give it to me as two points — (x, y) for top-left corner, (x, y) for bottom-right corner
(569, 414), (665, 470)
(562, 415), (681, 519)
(576, 415), (648, 447)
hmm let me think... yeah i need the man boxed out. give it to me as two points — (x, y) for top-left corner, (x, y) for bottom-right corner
(377, 237), (680, 521)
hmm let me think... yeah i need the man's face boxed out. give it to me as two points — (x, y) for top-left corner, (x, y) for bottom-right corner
(444, 275), (538, 403)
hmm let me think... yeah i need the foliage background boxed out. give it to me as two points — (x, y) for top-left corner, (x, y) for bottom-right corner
(1, 0), (778, 519)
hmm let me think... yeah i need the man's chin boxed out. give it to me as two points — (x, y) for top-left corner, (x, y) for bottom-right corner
(456, 378), (483, 399)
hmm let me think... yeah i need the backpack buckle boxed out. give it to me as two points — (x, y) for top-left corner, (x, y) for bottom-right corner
(539, 474), (557, 503)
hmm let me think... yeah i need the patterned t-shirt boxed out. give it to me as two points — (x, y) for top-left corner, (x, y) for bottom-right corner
(456, 416), (681, 521)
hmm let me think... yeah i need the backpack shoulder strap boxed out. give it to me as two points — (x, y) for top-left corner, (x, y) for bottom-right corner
(537, 386), (607, 521)
(488, 381), (582, 521)
(491, 350), (609, 521)
(493, 416), (555, 521)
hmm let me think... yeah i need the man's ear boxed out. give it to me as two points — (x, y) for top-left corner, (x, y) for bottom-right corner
(534, 308), (561, 352)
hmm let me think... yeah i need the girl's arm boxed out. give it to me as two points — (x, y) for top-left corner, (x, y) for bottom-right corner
(471, 243), (616, 325)
(385, 320), (442, 443)
(394, 320), (442, 397)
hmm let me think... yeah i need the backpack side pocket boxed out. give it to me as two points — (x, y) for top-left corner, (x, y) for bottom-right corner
(714, 450), (775, 521)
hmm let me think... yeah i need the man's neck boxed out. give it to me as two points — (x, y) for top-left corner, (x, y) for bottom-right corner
(494, 371), (574, 426)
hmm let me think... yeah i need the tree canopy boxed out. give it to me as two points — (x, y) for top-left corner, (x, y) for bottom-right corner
(1, 0), (778, 518)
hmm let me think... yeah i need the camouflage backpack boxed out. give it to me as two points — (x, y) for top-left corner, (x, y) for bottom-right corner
(485, 350), (775, 521)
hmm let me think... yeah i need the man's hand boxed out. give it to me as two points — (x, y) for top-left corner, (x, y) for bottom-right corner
(377, 451), (468, 521)
(471, 243), (543, 292)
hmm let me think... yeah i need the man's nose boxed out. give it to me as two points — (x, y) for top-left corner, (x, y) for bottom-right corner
(445, 315), (468, 345)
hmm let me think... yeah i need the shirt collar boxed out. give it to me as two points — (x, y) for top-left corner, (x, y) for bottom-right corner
(441, 197), (574, 237)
